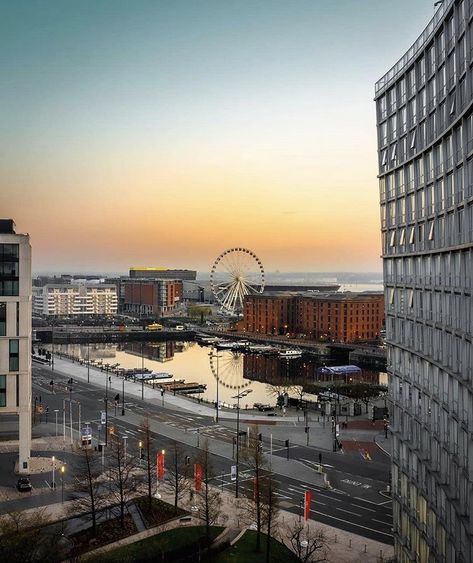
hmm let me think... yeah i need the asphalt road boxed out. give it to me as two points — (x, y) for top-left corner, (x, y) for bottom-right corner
(4, 363), (393, 545)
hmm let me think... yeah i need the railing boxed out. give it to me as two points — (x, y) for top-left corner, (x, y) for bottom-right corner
(375, 0), (454, 95)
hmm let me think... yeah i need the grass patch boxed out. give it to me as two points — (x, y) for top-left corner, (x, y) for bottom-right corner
(88, 525), (224, 562)
(135, 496), (186, 528)
(215, 531), (299, 563)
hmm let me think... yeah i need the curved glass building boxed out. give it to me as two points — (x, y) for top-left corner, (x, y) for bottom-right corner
(375, 1), (473, 561)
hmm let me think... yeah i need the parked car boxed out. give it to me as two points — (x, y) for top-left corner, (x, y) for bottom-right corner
(17, 477), (32, 492)
(175, 325), (185, 331)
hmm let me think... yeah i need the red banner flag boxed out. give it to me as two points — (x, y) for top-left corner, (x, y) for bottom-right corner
(194, 463), (203, 491)
(157, 451), (165, 481)
(304, 491), (313, 521)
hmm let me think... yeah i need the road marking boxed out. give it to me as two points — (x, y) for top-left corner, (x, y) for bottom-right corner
(309, 509), (393, 538)
(351, 504), (376, 512)
(336, 507), (362, 517)
(372, 518), (392, 526)
(354, 496), (392, 507)
(317, 492), (342, 502)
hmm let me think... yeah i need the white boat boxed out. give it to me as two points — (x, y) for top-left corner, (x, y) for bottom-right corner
(248, 344), (277, 353)
(278, 349), (302, 358)
(216, 341), (238, 349)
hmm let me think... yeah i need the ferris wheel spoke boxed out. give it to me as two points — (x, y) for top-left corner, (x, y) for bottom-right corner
(222, 282), (239, 310)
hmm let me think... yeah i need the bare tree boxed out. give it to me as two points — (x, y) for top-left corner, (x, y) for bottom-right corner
(107, 432), (138, 528)
(240, 426), (266, 552)
(69, 445), (106, 536)
(195, 441), (224, 546)
(138, 417), (154, 509)
(164, 441), (191, 509)
(287, 521), (328, 563)
(0, 508), (65, 561)
(262, 472), (279, 563)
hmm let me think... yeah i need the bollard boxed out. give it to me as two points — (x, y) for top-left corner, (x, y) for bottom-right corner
(380, 549), (383, 559)
(364, 544), (367, 553)
(349, 539), (352, 548)
(334, 534), (337, 543)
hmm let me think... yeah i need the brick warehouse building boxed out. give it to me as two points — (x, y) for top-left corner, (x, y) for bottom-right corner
(122, 279), (183, 317)
(242, 292), (384, 343)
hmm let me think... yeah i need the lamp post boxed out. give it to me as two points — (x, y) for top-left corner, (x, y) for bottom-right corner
(121, 377), (125, 416)
(139, 440), (143, 467)
(87, 341), (90, 383)
(61, 465), (65, 503)
(235, 385), (241, 498)
(54, 409), (59, 437)
(209, 349), (221, 423)
(123, 434), (128, 459)
(141, 342), (145, 401)
(52, 455), (55, 490)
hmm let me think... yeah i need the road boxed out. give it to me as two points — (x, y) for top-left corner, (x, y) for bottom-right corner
(2, 363), (393, 544)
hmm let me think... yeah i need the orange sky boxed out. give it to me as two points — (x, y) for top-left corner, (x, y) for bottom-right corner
(1, 0), (435, 274)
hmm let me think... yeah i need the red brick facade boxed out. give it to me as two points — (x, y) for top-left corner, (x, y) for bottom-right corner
(123, 279), (183, 316)
(243, 293), (384, 343)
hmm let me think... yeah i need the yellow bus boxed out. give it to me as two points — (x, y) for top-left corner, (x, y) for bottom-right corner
(146, 323), (163, 331)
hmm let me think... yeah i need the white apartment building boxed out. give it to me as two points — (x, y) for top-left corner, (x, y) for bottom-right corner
(0, 220), (32, 473)
(33, 284), (118, 316)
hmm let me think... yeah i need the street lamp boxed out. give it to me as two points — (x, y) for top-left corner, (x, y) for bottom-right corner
(141, 342), (145, 401)
(60, 465), (65, 503)
(87, 341), (90, 383)
(121, 376), (125, 416)
(52, 455), (56, 490)
(139, 441), (143, 467)
(123, 434), (128, 459)
(54, 409), (59, 437)
(235, 385), (241, 499)
(208, 349), (221, 423)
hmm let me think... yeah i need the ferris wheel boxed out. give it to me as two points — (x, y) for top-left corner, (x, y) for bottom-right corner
(209, 351), (251, 391)
(210, 248), (265, 314)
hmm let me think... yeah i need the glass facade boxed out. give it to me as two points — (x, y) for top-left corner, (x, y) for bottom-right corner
(0, 375), (5, 407)
(0, 303), (5, 336)
(376, 1), (473, 561)
(0, 243), (19, 296)
(9, 339), (19, 372)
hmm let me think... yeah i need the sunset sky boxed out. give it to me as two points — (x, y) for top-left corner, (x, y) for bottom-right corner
(1, 0), (436, 274)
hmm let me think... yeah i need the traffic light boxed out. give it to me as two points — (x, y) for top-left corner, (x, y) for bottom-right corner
(285, 439), (289, 448)
(258, 433), (262, 442)
(185, 455), (191, 466)
(114, 393), (120, 402)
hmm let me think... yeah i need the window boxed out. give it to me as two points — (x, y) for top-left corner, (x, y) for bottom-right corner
(0, 303), (5, 336)
(428, 221), (435, 241)
(409, 227), (415, 244)
(410, 130), (417, 150)
(0, 375), (5, 407)
(9, 339), (19, 372)
(390, 114), (397, 140)
(0, 244), (19, 297)
(381, 150), (387, 166)
(400, 228), (406, 245)
(391, 143), (397, 162)
(429, 45), (436, 76)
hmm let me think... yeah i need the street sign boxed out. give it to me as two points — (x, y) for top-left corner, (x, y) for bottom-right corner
(231, 465), (237, 481)
(335, 424), (340, 437)
(100, 411), (106, 424)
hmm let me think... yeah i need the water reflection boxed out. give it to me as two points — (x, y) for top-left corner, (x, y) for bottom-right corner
(51, 341), (386, 407)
